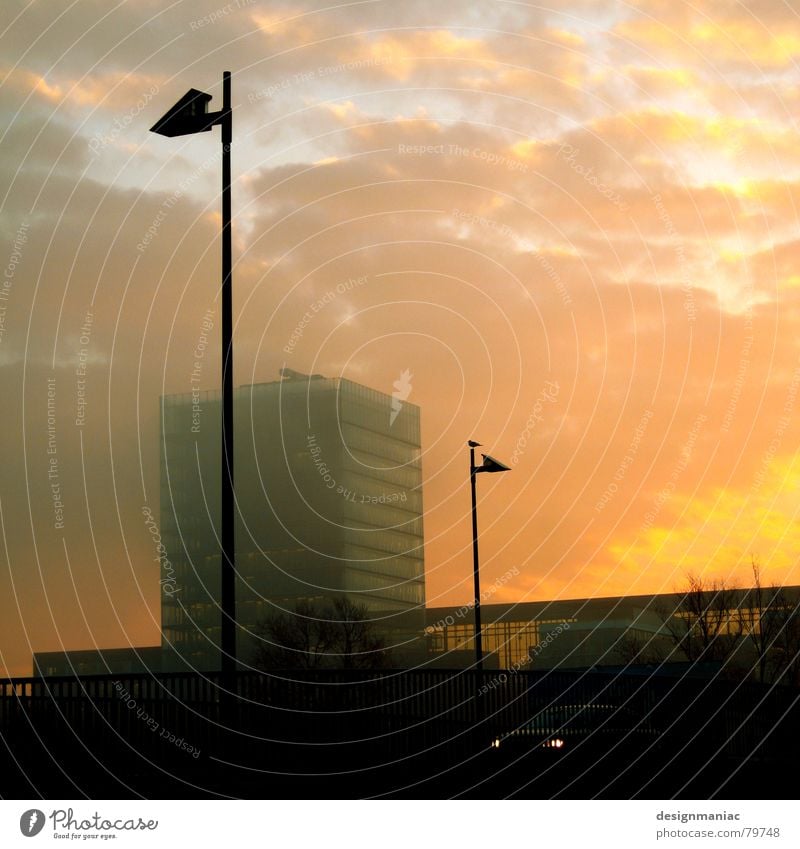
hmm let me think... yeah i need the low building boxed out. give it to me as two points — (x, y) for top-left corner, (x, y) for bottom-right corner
(425, 594), (670, 670)
(425, 586), (800, 676)
(33, 646), (163, 677)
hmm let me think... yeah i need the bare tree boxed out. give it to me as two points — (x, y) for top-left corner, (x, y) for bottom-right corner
(660, 573), (745, 667)
(658, 565), (800, 686)
(771, 588), (800, 687)
(251, 596), (392, 670)
(738, 557), (784, 683)
(616, 631), (665, 665)
(730, 557), (800, 686)
(329, 596), (391, 669)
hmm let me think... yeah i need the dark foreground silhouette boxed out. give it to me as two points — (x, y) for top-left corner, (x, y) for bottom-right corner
(1, 667), (796, 799)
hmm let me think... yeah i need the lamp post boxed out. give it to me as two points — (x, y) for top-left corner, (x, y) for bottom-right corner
(469, 440), (511, 671)
(150, 73), (236, 682)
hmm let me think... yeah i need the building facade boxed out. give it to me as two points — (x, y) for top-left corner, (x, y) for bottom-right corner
(160, 371), (426, 671)
(426, 586), (800, 678)
(33, 647), (163, 677)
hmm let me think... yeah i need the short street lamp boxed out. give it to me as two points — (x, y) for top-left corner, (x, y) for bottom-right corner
(468, 440), (511, 671)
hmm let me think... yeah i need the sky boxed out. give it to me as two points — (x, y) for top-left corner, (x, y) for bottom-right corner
(2, 0), (800, 676)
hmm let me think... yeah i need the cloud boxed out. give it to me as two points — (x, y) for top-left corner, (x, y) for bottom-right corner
(4, 0), (800, 676)
(614, 0), (800, 71)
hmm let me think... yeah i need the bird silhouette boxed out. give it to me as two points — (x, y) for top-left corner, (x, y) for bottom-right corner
(468, 440), (482, 447)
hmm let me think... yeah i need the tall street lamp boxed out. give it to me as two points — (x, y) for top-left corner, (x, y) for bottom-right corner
(468, 440), (511, 671)
(150, 73), (236, 681)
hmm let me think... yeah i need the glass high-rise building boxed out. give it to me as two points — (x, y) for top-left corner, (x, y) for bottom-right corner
(159, 371), (426, 670)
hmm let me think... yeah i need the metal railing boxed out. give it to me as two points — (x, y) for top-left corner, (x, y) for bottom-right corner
(1, 666), (796, 796)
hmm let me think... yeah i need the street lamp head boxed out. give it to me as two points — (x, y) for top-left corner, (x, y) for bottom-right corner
(480, 453), (511, 473)
(150, 88), (219, 137)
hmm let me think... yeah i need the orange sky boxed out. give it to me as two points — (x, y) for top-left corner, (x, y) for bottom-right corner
(3, 0), (800, 676)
